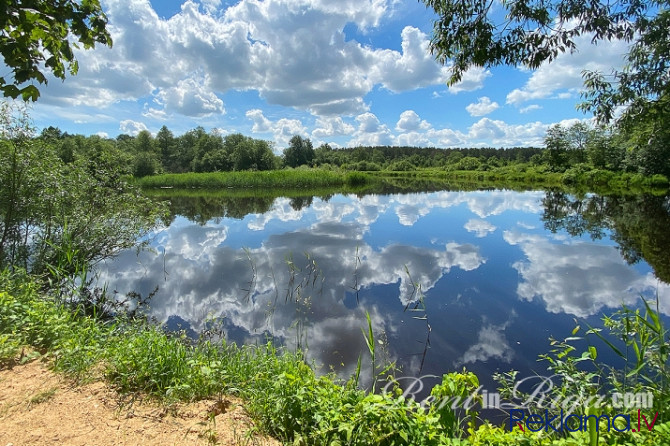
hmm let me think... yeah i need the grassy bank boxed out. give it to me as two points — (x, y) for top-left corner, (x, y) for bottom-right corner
(2, 270), (669, 445)
(377, 167), (669, 193)
(135, 169), (373, 189)
(135, 167), (669, 196)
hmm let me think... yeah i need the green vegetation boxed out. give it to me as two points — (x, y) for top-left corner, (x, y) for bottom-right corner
(135, 169), (374, 189)
(0, 102), (164, 275)
(1, 1), (112, 100)
(423, 0), (670, 187)
(2, 269), (669, 445)
(31, 120), (668, 194)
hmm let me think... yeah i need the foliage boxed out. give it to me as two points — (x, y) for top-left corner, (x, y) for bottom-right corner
(422, 0), (667, 119)
(0, 1), (112, 100)
(283, 135), (315, 168)
(429, 371), (481, 438)
(137, 169), (351, 189)
(0, 101), (164, 276)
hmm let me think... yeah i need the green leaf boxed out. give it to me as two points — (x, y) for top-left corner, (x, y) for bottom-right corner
(20, 85), (40, 102)
(585, 322), (625, 358)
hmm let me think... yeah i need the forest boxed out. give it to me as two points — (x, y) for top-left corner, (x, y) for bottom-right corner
(37, 121), (670, 182)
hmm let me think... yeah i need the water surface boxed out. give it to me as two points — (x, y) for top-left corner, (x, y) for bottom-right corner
(97, 189), (670, 394)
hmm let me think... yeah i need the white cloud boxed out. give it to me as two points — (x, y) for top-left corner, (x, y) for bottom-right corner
(245, 108), (307, 148)
(34, 2), (455, 121)
(506, 30), (630, 106)
(371, 26), (450, 92)
(396, 110), (431, 131)
(466, 97), (499, 117)
(157, 76), (224, 117)
(349, 112), (394, 146)
(246, 109), (273, 133)
(142, 106), (169, 120)
(312, 116), (356, 141)
(119, 119), (148, 135)
(457, 320), (514, 365)
(504, 231), (664, 317)
(467, 118), (548, 147)
(395, 131), (433, 147)
(519, 105), (541, 114)
(201, 0), (222, 14)
(448, 67), (491, 93)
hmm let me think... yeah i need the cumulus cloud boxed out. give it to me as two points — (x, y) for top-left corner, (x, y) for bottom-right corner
(157, 76), (224, 117)
(245, 108), (307, 148)
(466, 97), (499, 117)
(504, 231), (664, 317)
(312, 116), (356, 141)
(33, 0), (453, 123)
(348, 112), (394, 146)
(396, 110), (431, 131)
(506, 30), (630, 106)
(371, 26), (450, 92)
(457, 320), (514, 365)
(448, 67), (491, 93)
(119, 119), (148, 135)
(467, 118), (548, 147)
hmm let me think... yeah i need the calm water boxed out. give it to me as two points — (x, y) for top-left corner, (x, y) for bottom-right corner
(97, 189), (670, 394)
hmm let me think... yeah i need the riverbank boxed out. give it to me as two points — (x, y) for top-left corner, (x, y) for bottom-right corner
(0, 359), (278, 446)
(134, 167), (669, 195)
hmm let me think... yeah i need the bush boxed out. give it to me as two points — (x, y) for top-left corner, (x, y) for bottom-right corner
(345, 171), (369, 186)
(387, 160), (416, 171)
(583, 168), (615, 186)
(649, 174), (669, 188)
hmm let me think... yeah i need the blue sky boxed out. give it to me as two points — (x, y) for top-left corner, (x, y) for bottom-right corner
(27, 0), (630, 151)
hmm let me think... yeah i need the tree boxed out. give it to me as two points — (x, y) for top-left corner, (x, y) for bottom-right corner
(423, 0), (668, 128)
(283, 135), (314, 168)
(156, 125), (176, 171)
(0, 102), (162, 274)
(135, 130), (155, 153)
(543, 125), (570, 171)
(1, 1), (112, 101)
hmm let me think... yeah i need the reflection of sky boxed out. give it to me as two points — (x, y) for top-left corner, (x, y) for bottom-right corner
(504, 230), (669, 317)
(97, 190), (669, 395)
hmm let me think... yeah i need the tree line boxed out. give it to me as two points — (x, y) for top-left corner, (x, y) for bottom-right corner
(37, 122), (670, 179)
(38, 125), (545, 176)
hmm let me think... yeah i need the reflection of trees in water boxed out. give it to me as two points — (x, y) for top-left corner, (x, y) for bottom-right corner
(542, 191), (670, 283)
(150, 192), (337, 225)
(166, 195), (275, 224)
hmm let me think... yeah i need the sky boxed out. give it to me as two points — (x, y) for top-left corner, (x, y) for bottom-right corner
(26, 0), (631, 151)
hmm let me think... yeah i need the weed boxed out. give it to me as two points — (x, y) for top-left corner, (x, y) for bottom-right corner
(28, 387), (58, 407)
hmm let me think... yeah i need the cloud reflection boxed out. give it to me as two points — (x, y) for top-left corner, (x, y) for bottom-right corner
(98, 214), (485, 381)
(456, 318), (515, 366)
(464, 219), (497, 238)
(504, 230), (669, 317)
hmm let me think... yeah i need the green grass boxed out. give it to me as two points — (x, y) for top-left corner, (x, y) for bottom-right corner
(135, 167), (668, 197)
(135, 169), (375, 189)
(374, 167), (669, 195)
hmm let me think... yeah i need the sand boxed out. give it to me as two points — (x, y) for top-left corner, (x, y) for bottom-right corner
(0, 359), (280, 446)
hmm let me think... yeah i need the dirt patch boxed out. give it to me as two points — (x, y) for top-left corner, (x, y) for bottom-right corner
(0, 360), (279, 446)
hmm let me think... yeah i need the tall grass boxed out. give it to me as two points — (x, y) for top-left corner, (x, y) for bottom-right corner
(137, 169), (362, 189)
